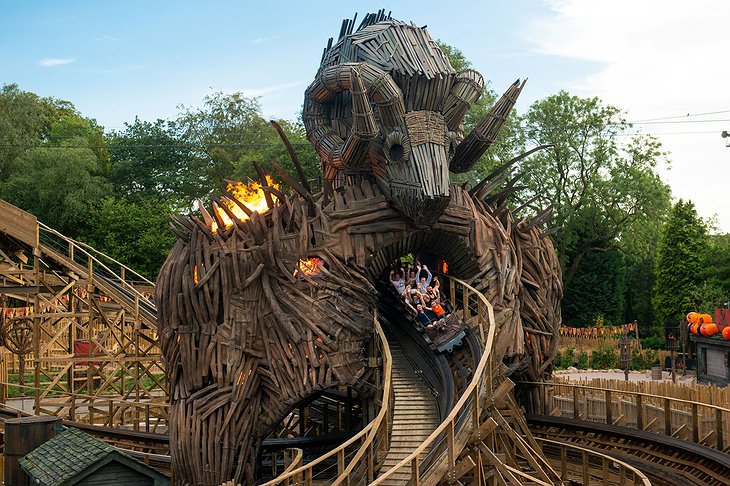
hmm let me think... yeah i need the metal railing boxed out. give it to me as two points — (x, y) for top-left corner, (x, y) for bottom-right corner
(525, 381), (730, 451)
(260, 309), (392, 485)
(370, 276), (495, 486)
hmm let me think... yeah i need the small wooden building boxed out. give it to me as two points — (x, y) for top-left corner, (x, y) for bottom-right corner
(20, 427), (168, 486)
(691, 334), (730, 386)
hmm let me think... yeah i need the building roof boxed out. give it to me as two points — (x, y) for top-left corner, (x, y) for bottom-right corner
(20, 427), (166, 486)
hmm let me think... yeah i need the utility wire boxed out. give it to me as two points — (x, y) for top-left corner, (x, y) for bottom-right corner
(629, 110), (730, 123)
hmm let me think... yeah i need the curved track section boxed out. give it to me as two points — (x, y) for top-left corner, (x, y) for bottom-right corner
(528, 414), (730, 486)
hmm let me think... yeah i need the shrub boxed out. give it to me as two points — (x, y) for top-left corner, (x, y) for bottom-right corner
(590, 346), (618, 369)
(576, 351), (589, 369)
(641, 336), (665, 350)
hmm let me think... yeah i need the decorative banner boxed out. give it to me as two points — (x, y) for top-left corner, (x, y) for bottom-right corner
(559, 323), (637, 339)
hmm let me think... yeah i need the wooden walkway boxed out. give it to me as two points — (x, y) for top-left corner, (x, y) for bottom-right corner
(378, 340), (439, 485)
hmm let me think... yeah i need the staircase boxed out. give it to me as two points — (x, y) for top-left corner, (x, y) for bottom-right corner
(378, 340), (440, 485)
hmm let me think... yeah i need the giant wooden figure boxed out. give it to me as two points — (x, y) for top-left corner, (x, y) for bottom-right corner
(157, 13), (562, 485)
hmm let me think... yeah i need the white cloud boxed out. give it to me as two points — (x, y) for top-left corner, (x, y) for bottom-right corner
(251, 36), (277, 45)
(526, 0), (730, 231)
(241, 81), (305, 98)
(37, 57), (76, 67)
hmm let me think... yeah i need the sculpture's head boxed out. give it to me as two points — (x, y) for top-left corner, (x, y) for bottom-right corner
(303, 17), (523, 225)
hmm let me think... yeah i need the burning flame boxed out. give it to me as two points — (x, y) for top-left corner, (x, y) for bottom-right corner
(211, 175), (280, 233)
(193, 265), (199, 284)
(294, 258), (325, 277)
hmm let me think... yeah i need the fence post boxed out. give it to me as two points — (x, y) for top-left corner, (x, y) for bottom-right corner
(605, 390), (612, 425)
(448, 421), (455, 480)
(691, 403), (699, 443)
(411, 455), (421, 486)
(664, 398), (672, 436)
(635, 394), (643, 431)
(716, 407), (724, 450)
(573, 386), (580, 419)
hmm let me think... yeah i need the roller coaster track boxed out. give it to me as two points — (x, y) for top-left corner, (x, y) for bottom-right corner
(0, 200), (166, 421)
(528, 414), (730, 486)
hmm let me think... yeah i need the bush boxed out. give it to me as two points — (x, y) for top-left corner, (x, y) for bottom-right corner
(629, 348), (660, 370)
(554, 347), (576, 369)
(590, 346), (618, 369)
(641, 336), (665, 350)
(576, 351), (589, 370)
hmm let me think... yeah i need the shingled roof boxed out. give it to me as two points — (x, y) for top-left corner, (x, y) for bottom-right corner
(20, 427), (168, 486)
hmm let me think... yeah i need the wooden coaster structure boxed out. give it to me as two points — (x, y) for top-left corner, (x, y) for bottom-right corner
(0, 200), (168, 428)
(157, 12), (562, 485)
(0, 316), (34, 396)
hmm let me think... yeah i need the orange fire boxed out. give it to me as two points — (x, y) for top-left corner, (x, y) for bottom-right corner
(294, 258), (325, 277)
(193, 265), (199, 284)
(211, 175), (280, 233)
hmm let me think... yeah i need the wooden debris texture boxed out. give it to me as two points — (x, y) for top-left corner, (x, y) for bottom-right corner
(157, 179), (562, 485)
(156, 13), (562, 486)
(303, 17), (522, 224)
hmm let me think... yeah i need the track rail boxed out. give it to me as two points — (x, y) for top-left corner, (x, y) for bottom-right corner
(369, 276), (495, 486)
(259, 310), (393, 485)
(528, 414), (730, 486)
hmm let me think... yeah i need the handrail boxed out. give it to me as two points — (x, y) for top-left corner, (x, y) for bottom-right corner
(259, 308), (392, 485)
(524, 380), (730, 450)
(38, 221), (155, 287)
(370, 276), (496, 485)
(535, 437), (652, 485)
(37, 222), (156, 324)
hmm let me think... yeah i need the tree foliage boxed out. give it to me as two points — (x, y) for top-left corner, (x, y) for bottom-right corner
(653, 200), (708, 326)
(172, 91), (319, 196)
(82, 196), (177, 280)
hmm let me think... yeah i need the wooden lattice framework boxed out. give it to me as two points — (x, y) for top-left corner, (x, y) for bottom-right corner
(0, 200), (168, 429)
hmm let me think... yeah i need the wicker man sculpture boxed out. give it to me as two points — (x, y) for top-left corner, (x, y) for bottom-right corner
(157, 12), (562, 485)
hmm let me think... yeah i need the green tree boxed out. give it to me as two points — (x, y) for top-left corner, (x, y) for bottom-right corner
(653, 199), (708, 327)
(83, 196), (177, 279)
(107, 118), (200, 206)
(1, 146), (111, 235)
(0, 83), (75, 179)
(521, 93), (671, 277)
(562, 247), (627, 326)
(703, 234), (730, 294)
(173, 91), (319, 196)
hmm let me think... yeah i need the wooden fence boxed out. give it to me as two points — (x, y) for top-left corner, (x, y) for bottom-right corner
(527, 380), (730, 451)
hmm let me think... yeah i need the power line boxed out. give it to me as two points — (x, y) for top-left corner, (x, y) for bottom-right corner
(0, 143), (312, 149)
(630, 119), (730, 125)
(629, 110), (730, 123)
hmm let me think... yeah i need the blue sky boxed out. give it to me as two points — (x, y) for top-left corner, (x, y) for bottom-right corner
(0, 1), (589, 128)
(2, 1), (730, 230)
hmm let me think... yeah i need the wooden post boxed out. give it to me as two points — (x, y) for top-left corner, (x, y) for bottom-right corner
(691, 403), (699, 443)
(560, 445), (567, 481)
(337, 449), (345, 476)
(636, 394), (644, 431)
(447, 421), (455, 479)
(582, 451), (589, 485)
(411, 456), (420, 486)
(605, 389), (612, 425)
(716, 408), (724, 450)
(573, 386), (580, 419)
(664, 398), (672, 436)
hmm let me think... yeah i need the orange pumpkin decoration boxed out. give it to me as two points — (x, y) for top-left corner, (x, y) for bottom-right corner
(687, 312), (698, 323)
(704, 323), (719, 336)
(700, 325), (709, 336)
(699, 313), (713, 324)
(692, 323), (701, 334)
(723, 327), (730, 339)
